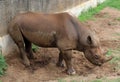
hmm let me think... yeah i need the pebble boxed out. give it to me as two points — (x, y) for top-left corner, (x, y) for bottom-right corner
(96, 74), (103, 79)
(117, 71), (120, 75)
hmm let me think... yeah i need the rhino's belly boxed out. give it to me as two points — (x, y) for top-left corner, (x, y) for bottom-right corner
(22, 30), (56, 47)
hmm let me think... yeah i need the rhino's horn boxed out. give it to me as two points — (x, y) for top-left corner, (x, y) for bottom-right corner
(103, 56), (113, 63)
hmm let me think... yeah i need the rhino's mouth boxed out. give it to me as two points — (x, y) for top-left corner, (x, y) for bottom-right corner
(86, 58), (103, 66)
(91, 61), (102, 66)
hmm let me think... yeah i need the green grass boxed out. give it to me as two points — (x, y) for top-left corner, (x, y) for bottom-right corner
(107, 0), (120, 10)
(57, 77), (120, 82)
(70, 80), (78, 82)
(114, 33), (120, 36)
(105, 48), (120, 70)
(116, 17), (120, 21)
(58, 79), (83, 82)
(0, 52), (7, 76)
(79, 0), (120, 21)
(91, 78), (120, 82)
(78, 4), (105, 21)
(32, 44), (39, 52)
(106, 49), (113, 56)
(91, 79), (102, 82)
(58, 79), (66, 82)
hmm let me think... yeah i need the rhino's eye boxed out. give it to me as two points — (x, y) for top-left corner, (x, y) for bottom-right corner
(94, 55), (99, 59)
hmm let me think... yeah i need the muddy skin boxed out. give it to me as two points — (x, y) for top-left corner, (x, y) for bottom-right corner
(8, 12), (112, 75)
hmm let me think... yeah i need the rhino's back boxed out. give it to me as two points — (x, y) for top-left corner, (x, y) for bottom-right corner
(12, 12), (78, 47)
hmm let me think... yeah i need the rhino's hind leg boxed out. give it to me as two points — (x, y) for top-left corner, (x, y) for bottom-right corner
(24, 37), (34, 59)
(62, 50), (76, 75)
(15, 39), (30, 67)
(14, 38), (30, 67)
(19, 47), (30, 67)
(56, 51), (65, 67)
(8, 24), (30, 67)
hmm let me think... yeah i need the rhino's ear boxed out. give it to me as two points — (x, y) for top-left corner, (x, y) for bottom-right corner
(87, 36), (92, 45)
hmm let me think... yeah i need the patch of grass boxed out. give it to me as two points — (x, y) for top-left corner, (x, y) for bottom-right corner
(107, 0), (120, 10)
(90, 78), (120, 82)
(112, 78), (120, 82)
(110, 55), (120, 70)
(57, 77), (120, 82)
(58, 78), (82, 82)
(78, 4), (105, 21)
(105, 48), (120, 71)
(70, 80), (78, 82)
(91, 79), (102, 82)
(106, 49), (120, 62)
(106, 49), (113, 56)
(114, 33), (120, 36)
(110, 56), (120, 64)
(116, 17), (120, 21)
(0, 52), (7, 76)
(58, 79), (66, 82)
(32, 44), (39, 52)
(79, 0), (120, 21)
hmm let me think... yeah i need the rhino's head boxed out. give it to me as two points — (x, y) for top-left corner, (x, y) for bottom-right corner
(83, 45), (112, 66)
(78, 33), (112, 66)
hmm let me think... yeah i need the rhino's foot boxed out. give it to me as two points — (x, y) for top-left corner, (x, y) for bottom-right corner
(22, 57), (31, 67)
(28, 53), (36, 59)
(24, 60), (37, 73)
(24, 65), (36, 74)
(56, 62), (65, 68)
(66, 67), (76, 75)
(29, 56), (36, 60)
(27, 66), (35, 73)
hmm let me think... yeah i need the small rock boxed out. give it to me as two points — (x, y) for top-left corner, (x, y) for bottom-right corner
(113, 67), (117, 72)
(108, 22), (111, 26)
(96, 74), (103, 79)
(117, 71), (120, 75)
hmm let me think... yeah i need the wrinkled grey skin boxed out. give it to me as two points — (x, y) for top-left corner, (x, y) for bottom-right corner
(8, 12), (112, 75)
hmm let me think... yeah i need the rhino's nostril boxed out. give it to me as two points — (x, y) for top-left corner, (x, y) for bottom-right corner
(95, 55), (99, 59)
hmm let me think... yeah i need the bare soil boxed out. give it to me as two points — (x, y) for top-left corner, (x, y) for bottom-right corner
(1, 7), (120, 82)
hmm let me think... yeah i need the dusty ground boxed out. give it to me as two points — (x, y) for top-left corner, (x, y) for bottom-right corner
(1, 7), (120, 82)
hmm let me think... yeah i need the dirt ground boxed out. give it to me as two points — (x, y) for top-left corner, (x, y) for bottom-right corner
(1, 7), (120, 82)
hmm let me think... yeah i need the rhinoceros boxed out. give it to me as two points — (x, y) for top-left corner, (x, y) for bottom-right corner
(8, 12), (112, 75)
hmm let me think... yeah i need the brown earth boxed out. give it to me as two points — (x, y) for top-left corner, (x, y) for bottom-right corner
(1, 7), (120, 82)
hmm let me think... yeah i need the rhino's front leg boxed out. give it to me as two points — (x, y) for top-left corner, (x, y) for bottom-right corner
(62, 50), (76, 75)
(56, 51), (65, 67)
